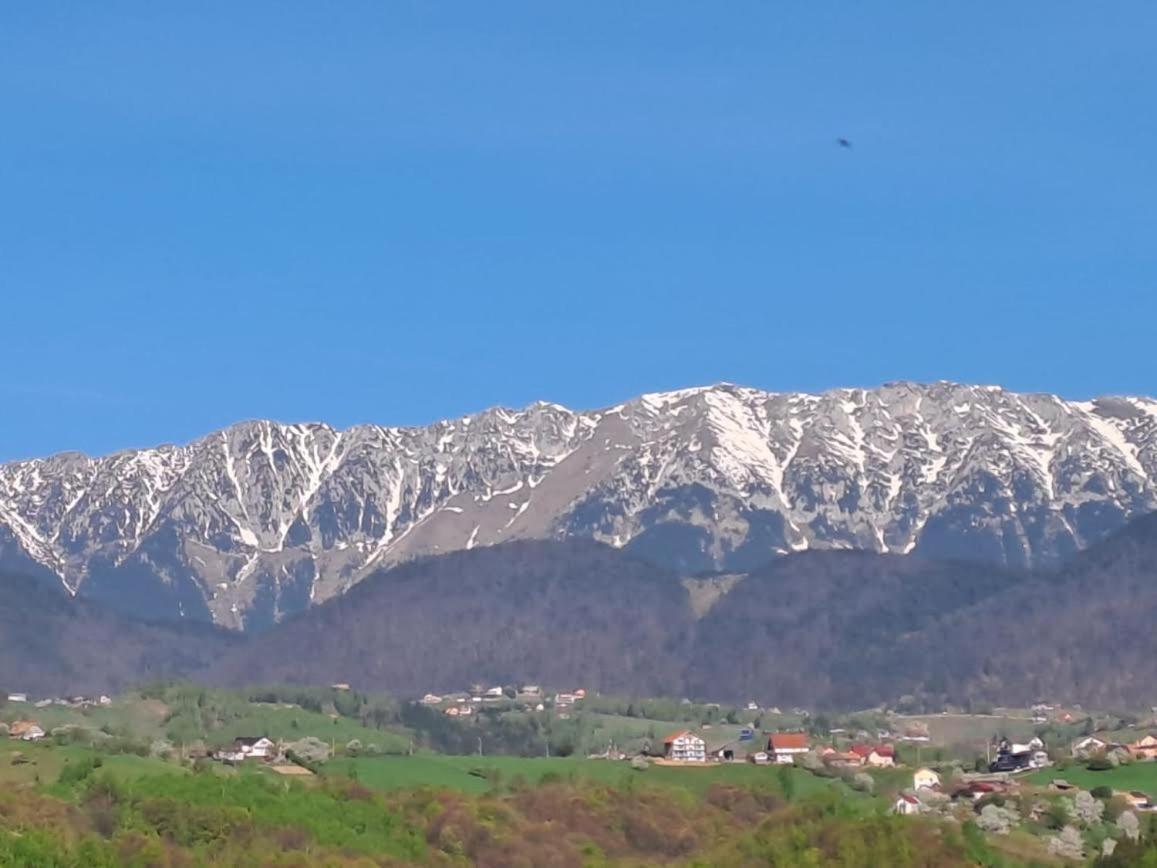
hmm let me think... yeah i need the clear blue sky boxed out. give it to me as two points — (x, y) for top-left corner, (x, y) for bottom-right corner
(2, 3), (1154, 461)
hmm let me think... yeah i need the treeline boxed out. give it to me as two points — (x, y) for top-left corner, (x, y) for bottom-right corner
(0, 765), (1007, 867)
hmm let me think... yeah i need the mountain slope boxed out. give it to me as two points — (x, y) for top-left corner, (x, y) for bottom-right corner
(203, 538), (1022, 707)
(901, 511), (1157, 708)
(0, 570), (237, 696)
(3, 381), (1156, 627)
(684, 551), (1027, 709)
(6, 514), (1157, 707)
(206, 540), (692, 697)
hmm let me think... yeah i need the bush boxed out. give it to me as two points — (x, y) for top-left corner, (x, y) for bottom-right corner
(1087, 757), (1113, 771)
(1117, 810), (1140, 842)
(57, 755), (103, 787)
(1091, 786), (1114, 800)
(976, 803), (1017, 835)
(849, 773), (874, 794)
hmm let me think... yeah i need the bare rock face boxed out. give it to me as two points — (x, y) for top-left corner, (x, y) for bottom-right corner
(2, 381), (1156, 629)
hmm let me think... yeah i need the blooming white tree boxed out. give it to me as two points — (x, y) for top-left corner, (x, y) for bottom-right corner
(1075, 790), (1104, 825)
(1048, 826), (1084, 861)
(976, 804), (1018, 835)
(1117, 810), (1140, 842)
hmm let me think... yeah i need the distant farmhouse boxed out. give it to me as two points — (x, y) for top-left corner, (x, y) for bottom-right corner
(8, 721), (45, 742)
(216, 736), (276, 764)
(767, 733), (809, 765)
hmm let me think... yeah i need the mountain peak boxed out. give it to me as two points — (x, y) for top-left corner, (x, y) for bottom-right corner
(2, 381), (1155, 629)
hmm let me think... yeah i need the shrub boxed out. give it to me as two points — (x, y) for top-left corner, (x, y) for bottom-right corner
(1048, 825), (1084, 860)
(976, 803), (1017, 835)
(1087, 757), (1113, 771)
(1091, 786), (1114, 800)
(849, 773), (874, 794)
(1118, 810), (1140, 842)
(57, 756), (103, 787)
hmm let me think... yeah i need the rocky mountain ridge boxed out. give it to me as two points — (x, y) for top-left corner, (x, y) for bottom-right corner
(2, 381), (1156, 628)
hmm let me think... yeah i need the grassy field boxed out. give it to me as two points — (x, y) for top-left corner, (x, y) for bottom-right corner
(891, 713), (1039, 748)
(1, 699), (170, 741)
(0, 739), (184, 787)
(1026, 761), (1157, 794)
(3, 695), (412, 753)
(325, 754), (846, 800)
(194, 703), (412, 752)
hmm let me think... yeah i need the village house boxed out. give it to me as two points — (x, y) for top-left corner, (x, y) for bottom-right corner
(662, 731), (707, 763)
(767, 733), (810, 765)
(710, 740), (748, 762)
(953, 781), (1015, 802)
(891, 794), (922, 816)
(1072, 736), (1108, 759)
(1129, 734), (1157, 760)
(820, 747), (862, 767)
(218, 736), (276, 763)
(8, 721), (45, 741)
(913, 767), (941, 791)
(1125, 791), (1154, 810)
(6, 693), (27, 704)
(750, 751), (770, 765)
(851, 744), (896, 768)
(484, 686), (504, 698)
(420, 693), (443, 705)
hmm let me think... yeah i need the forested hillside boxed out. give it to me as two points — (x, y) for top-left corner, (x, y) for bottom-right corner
(0, 571), (237, 695)
(6, 512), (1157, 707)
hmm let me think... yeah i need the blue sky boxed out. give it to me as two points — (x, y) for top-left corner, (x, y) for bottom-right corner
(2, 3), (1155, 461)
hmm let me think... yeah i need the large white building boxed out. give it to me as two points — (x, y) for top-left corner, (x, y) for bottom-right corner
(663, 730), (706, 762)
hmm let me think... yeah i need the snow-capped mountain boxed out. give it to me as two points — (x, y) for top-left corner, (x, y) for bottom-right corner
(2, 381), (1156, 629)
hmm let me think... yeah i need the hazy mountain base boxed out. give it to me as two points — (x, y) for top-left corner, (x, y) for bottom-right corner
(209, 513), (1157, 709)
(6, 512), (1157, 708)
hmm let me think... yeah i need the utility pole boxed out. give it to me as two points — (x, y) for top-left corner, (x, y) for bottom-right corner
(477, 736), (483, 757)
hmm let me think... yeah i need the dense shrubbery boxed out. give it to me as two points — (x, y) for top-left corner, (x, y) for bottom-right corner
(0, 765), (1002, 867)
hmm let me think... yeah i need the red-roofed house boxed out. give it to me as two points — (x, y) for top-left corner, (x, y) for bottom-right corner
(663, 731), (706, 762)
(767, 733), (810, 765)
(851, 744), (896, 767)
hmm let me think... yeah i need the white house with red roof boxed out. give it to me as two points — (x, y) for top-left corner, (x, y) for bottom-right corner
(767, 732), (810, 764)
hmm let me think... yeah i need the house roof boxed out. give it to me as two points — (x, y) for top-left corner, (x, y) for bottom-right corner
(768, 733), (809, 751)
(234, 736), (271, 747)
(663, 730), (692, 744)
(8, 721), (41, 735)
(849, 744), (895, 757)
(898, 794), (921, 805)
